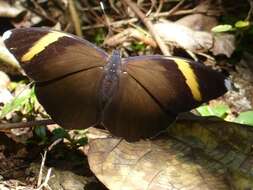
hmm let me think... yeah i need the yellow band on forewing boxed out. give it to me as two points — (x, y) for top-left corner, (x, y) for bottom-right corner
(21, 31), (70, 62)
(173, 58), (202, 101)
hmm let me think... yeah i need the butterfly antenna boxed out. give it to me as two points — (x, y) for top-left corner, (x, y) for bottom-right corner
(100, 1), (113, 36)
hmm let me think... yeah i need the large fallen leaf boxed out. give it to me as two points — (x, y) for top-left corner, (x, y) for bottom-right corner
(154, 20), (213, 52)
(176, 14), (218, 32)
(154, 20), (235, 57)
(86, 116), (253, 190)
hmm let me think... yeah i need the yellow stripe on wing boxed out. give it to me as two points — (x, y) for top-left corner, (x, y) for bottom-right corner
(171, 58), (202, 101)
(21, 31), (71, 62)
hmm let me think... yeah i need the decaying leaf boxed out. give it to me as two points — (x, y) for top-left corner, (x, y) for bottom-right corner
(0, 0), (24, 18)
(0, 37), (21, 75)
(176, 14), (218, 32)
(85, 116), (253, 190)
(153, 19), (235, 57)
(0, 71), (12, 104)
(212, 34), (235, 57)
(154, 20), (213, 52)
(0, 71), (10, 89)
(193, 0), (222, 17)
(104, 28), (156, 48)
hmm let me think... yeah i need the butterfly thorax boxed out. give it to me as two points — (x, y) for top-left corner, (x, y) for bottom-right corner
(98, 50), (122, 115)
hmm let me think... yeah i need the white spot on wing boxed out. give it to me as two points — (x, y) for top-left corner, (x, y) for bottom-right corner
(2, 30), (12, 41)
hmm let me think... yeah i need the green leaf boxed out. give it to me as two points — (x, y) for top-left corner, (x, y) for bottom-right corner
(34, 125), (47, 139)
(235, 20), (250, 28)
(94, 28), (106, 45)
(211, 24), (233, 33)
(52, 128), (70, 140)
(73, 137), (88, 146)
(196, 104), (229, 118)
(130, 42), (146, 52)
(0, 87), (35, 118)
(234, 111), (253, 126)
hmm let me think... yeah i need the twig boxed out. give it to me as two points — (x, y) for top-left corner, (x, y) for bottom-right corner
(246, 0), (253, 20)
(37, 138), (64, 189)
(158, 0), (185, 17)
(82, 8), (196, 31)
(37, 151), (47, 187)
(48, 138), (62, 151)
(82, 0), (105, 24)
(43, 168), (53, 190)
(0, 119), (55, 130)
(80, 6), (101, 11)
(155, 0), (164, 15)
(109, 0), (120, 13)
(24, 1), (57, 24)
(146, 0), (156, 16)
(82, 17), (138, 30)
(100, 1), (113, 36)
(36, 168), (52, 190)
(104, 28), (157, 47)
(68, 0), (83, 36)
(123, 0), (171, 55)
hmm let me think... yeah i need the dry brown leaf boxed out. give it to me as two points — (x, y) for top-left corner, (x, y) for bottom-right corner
(0, 71), (12, 104)
(154, 20), (235, 57)
(176, 14), (218, 31)
(193, 0), (222, 16)
(0, 0), (23, 18)
(0, 36), (21, 75)
(85, 116), (253, 190)
(154, 20), (213, 52)
(212, 34), (235, 57)
(104, 28), (156, 47)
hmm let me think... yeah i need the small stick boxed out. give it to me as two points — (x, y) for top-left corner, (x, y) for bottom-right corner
(37, 137), (61, 190)
(37, 151), (47, 187)
(123, 0), (171, 55)
(36, 168), (52, 190)
(82, 8), (196, 31)
(25, 1), (57, 24)
(161, 0), (185, 17)
(68, 0), (83, 36)
(0, 119), (55, 130)
(82, 17), (138, 30)
(100, 1), (113, 36)
(48, 138), (62, 151)
(109, 0), (120, 13)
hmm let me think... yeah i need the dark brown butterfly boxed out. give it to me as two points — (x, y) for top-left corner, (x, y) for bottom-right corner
(3, 27), (229, 141)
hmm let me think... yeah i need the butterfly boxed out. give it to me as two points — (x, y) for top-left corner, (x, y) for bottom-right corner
(3, 27), (229, 141)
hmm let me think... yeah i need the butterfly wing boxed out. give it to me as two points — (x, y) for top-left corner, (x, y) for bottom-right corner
(3, 28), (108, 129)
(102, 56), (228, 141)
(3, 27), (108, 82)
(124, 56), (228, 114)
(35, 68), (103, 128)
(102, 70), (175, 141)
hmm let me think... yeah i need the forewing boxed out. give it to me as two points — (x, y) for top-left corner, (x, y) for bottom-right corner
(35, 68), (103, 129)
(3, 27), (108, 82)
(123, 56), (228, 114)
(103, 72), (175, 141)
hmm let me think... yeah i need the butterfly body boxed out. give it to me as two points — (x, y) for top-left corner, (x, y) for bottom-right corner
(3, 28), (229, 141)
(99, 50), (122, 116)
